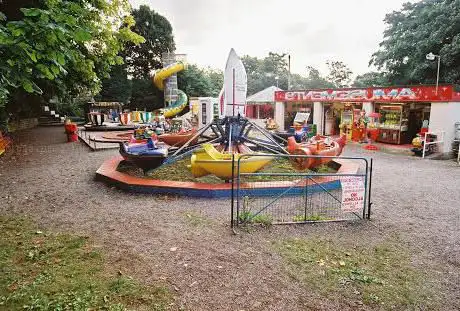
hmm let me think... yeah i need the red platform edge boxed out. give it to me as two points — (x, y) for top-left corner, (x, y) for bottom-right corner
(96, 156), (360, 192)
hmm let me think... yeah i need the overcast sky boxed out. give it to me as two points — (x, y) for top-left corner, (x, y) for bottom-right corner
(129, 0), (414, 77)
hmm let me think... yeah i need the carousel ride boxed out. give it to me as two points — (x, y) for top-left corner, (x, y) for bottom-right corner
(119, 49), (347, 179)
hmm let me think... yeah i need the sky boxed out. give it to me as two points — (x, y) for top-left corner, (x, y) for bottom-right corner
(129, 0), (414, 77)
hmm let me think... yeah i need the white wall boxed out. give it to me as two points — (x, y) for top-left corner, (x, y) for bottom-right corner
(197, 97), (216, 126)
(429, 102), (460, 153)
(362, 102), (374, 115)
(275, 101), (285, 131)
(313, 102), (323, 135)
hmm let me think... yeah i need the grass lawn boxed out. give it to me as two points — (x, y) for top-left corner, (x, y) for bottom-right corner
(0, 216), (172, 311)
(118, 157), (336, 183)
(275, 236), (440, 310)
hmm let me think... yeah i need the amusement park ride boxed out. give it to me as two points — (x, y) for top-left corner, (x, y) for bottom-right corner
(118, 49), (347, 178)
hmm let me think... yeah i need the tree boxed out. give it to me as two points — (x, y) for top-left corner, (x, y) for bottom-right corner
(304, 66), (335, 89)
(96, 65), (132, 104)
(289, 70), (335, 90)
(129, 78), (164, 111)
(123, 5), (175, 79)
(353, 72), (389, 87)
(98, 5), (175, 109)
(177, 64), (223, 97)
(242, 53), (338, 94)
(0, 0), (144, 111)
(204, 67), (224, 97)
(243, 52), (289, 94)
(326, 60), (353, 88)
(370, 0), (460, 86)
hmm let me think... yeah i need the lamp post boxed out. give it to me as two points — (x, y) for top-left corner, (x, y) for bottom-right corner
(426, 52), (440, 95)
(287, 54), (291, 90)
(275, 76), (279, 88)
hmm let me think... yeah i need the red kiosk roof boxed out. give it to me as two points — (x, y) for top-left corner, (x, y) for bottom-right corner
(274, 85), (455, 103)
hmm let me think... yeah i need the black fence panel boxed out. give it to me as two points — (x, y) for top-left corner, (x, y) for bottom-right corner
(231, 154), (373, 227)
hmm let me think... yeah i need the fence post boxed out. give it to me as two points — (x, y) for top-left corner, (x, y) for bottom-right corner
(236, 155), (240, 226)
(231, 153), (235, 228)
(304, 175), (308, 221)
(367, 158), (373, 219)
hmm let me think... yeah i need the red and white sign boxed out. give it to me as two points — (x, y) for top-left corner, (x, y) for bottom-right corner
(274, 85), (454, 103)
(340, 177), (365, 213)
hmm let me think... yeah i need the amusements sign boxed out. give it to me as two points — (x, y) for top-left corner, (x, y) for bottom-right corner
(340, 177), (365, 213)
(274, 85), (454, 103)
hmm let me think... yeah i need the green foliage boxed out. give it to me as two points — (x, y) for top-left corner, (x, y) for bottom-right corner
(275, 237), (440, 309)
(353, 71), (390, 87)
(243, 52), (289, 94)
(292, 214), (330, 222)
(123, 5), (175, 79)
(129, 77), (164, 111)
(100, 5), (176, 109)
(96, 65), (132, 104)
(0, 0), (144, 111)
(370, 0), (460, 86)
(177, 64), (223, 97)
(204, 67), (224, 97)
(0, 216), (172, 310)
(243, 54), (336, 94)
(239, 196), (273, 226)
(305, 66), (335, 89)
(326, 60), (353, 88)
(290, 72), (336, 90)
(239, 211), (273, 226)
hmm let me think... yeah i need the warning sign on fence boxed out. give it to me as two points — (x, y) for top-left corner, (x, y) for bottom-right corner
(340, 176), (365, 213)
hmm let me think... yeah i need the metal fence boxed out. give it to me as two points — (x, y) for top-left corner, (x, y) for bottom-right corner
(231, 154), (373, 226)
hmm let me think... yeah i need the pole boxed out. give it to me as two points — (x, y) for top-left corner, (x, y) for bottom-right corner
(367, 158), (373, 219)
(228, 123), (232, 153)
(231, 153), (235, 228)
(435, 56), (440, 95)
(288, 54), (291, 90)
(232, 68), (236, 117)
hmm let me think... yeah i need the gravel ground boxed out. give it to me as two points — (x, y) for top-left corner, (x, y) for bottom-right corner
(1, 127), (459, 310)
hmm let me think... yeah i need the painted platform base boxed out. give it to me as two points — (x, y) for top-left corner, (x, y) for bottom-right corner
(96, 156), (359, 198)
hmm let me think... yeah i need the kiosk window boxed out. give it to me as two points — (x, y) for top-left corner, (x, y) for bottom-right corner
(202, 103), (207, 124)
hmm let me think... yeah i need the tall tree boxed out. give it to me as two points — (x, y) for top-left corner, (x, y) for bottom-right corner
(243, 52), (289, 94)
(304, 66), (335, 89)
(0, 0), (144, 114)
(96, 65), (132, 104)
(123, 5), (175, 79)
(99, 5), (175, 108)
(129, 78), (163, 111)
(353, 72), (389, 87)
(370, 0), (460, 86)
(204, 67), (224, 97)
(289, 70), (335, 90)
(177, 64), (223, 97)
(326, 60), (353, 88)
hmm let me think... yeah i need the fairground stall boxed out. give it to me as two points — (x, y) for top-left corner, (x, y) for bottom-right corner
(245, 86), (282, 128)
(84, 101), (123, 123)
(274, 85), (460, 155)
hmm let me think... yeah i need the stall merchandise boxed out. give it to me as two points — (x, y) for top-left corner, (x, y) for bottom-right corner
(377, 105), (409, 144)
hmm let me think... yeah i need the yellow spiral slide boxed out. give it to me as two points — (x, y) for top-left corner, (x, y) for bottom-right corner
(152, 62), (188, 118)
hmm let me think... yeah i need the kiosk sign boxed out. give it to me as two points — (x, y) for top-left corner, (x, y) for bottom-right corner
(274, 85), (454, 103)
(340, 176), (365, 213)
